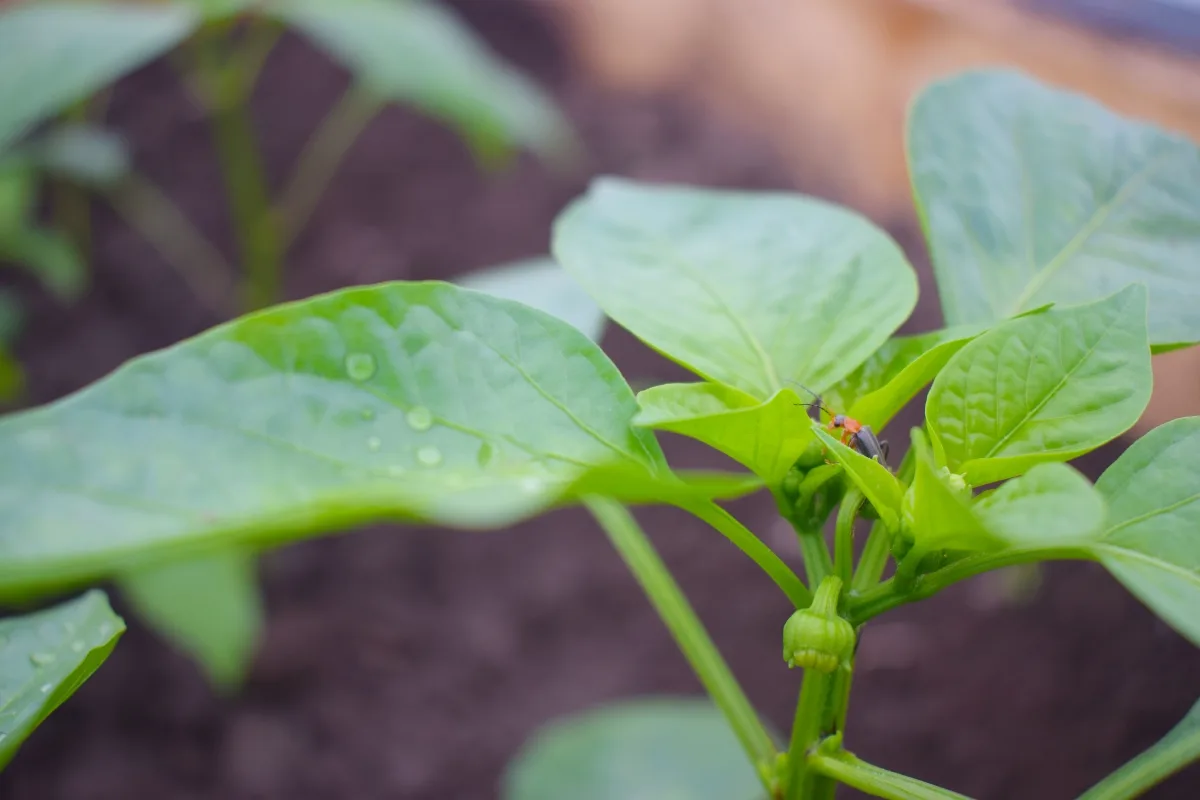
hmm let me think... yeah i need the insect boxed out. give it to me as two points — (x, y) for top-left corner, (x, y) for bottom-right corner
(792, 383), (891, 469)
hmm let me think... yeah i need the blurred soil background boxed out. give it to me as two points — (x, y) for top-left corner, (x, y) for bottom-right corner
(2, 0), (1200, 798)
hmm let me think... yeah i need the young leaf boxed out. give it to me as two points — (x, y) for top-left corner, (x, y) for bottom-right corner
(635, 383), (813, 485)
(813, 426), (903, 531)
(268, 0), (573, 163)
(828, 326), (978, 431)
(907, 428), (995, 552)
(1077, 698), (1200, 800)
(502, 698), (765, 800)
(119, 550), (262, 691)
(973, 463), (1105, 548)
(909, 69), (1200, 349)
(553, 178), (919, 400)
(1095, 416), (1200, 647)
(0, 281), (717, 599)
(455, 257), (606, 343)
(926, 285), (1151, 485)
(0, 589), (125, 769)
(0, 3), (198, 151)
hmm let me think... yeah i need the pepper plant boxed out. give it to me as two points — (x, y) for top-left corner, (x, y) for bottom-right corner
(2, 69), (1200, 798)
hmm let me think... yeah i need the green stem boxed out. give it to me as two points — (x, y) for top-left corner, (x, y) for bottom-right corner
(834, 488), (863, 585)
(584, 497), (778, 784)
(276, 85), (380, 249)
(808, 748), (972, 799)
(786, 669), (835, 799)
(191, 31), (281, 311)
(105, 175), (233, 314)
(851, 518), (891, 592)
(686, 500), (810, 609)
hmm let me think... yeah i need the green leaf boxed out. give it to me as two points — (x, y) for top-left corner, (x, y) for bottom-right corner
(28, 123), (130, 187)
(0, 3), (198, 152)
(828, 326), (978, 431)
(926, 285), (1151, 485)
(269, 0), (573, 163)
(1095, 416), (1200, 646)
(553, 178), (919, 400)
(909, 69), (1200, 349)
(119, 550), (262, 691)
(456, 256), (606, 343)
(1078, 697), (1200, 800)
(973, 463), (1105, 549)
(0, 227), (86, 302)
(634, 383), (813, 485)
(0, 281), (732, 599)
(906, 428), (994, 552)
(502, 697), (764, 800)
(813, 426), (902, 531)
(0, 589), (125, 769)
(0, 163), (34, 238)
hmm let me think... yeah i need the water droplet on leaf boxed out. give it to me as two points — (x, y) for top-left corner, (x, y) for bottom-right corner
(367, 436), (382, 452)
(360, 408), (376, 421)
(406, 406), (433, 431)
(344, 352), (377, 382)
(29, 652), (55, 667)
(70, 640), (85, 653)
(520, 477), (545, 494)
(40, 683), (51, 694)
(417, 446), (442, 467)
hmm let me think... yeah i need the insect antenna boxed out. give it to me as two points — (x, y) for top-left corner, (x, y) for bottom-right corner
(784, 379), (832, 421)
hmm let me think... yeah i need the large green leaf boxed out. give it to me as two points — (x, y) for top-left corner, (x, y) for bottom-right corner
(972, 463), (1105, 549)
(0, 281), (754, 599)
(0, 589), (125, 769)
(926, 285), (1151, 485)
(909, 69), (1200, 349)
(456, 256), (606, 343)
(813, 426), (903, 531)
(1095, 417), (1200, 646)
(502, 697), (764, 800)
(1078, 698), (1200, 800)
(269, 0), (572, 162)
(634, 383), (813, 486)
(119, 550), (262, 691)
(0, 3), (197, 152)
(553, 178), (919, 400)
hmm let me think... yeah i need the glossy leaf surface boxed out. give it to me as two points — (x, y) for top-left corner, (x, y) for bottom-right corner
(927, 286), (1150, 485)
(0, 590), (125, 768)
(973, 463), (1105, 548)
(503, 697), (763, 800)
(909, 69), (1200, 348)
(1095, 417), (1200, 646)
(554, 178), (918, 399)
(456, 256), (606, 343)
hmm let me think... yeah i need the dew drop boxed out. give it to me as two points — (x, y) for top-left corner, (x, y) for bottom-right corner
(360, 407), (376, 421)
(416, 446), (443, 467)
(476, 441), (496, 468)
(367, 436), (382, 452)
(98, 623), (113, 638)
(40, 683), (51, 694)
(70, 640), (85, 653)
(29, 652), (55, 667)
(520, 476), (545, 494)
(405, 406), (433, 432)
(344, 352), (377, 382)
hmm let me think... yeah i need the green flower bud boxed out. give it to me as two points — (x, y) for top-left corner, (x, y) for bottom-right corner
(782, 576), (855, 673)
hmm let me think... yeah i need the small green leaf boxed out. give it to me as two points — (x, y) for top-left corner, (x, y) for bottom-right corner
(0, 228), (86, 302)
(269, 0), (573, 162)
(0, 281), (723, 599)
(0, 3), (198, 151)
(635, 383), (813, 485)
(973, 463), (1105, 548)
(813, 426), (902, 531)
(1078, 697), (1200, 800)
(907, 428), (994, 552)
(0, 589), (125, 769)
(29, 124), (130, 187)
(909, 69), (1200, 349)
(926, 285), (1151, 485)
(456, 257), (606, 343)
(119, 550), (262, 691)
(503, 697), (764, 800)
(1095, 416), (1200, 646)
(828, 326), (978, 431)
(553, 178), (919, 400)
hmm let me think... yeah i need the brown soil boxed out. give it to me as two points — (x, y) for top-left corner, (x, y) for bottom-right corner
(2, 3), (1198, 798)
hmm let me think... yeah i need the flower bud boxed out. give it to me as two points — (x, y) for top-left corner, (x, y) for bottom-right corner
(782, 576), (855, 672)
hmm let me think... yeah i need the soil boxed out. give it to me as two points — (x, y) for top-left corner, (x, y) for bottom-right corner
(2, 2), (1199, 798)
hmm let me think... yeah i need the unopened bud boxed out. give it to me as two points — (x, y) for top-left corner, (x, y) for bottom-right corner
(782, 576), (855, 673)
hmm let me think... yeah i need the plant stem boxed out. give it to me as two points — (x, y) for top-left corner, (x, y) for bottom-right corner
(786, 669), (834, 798)
(834, 488), (863, 585)
(847, 546), (1092, 625)
(584, 497), (779, 783)
(105, 175), (234, 314)
(686, 500), (810, 608)
(276, 85), (380, 249)
(808, 748), (972, 799)
(852, 518), (891, 592)
(191, 30), (281, 311)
